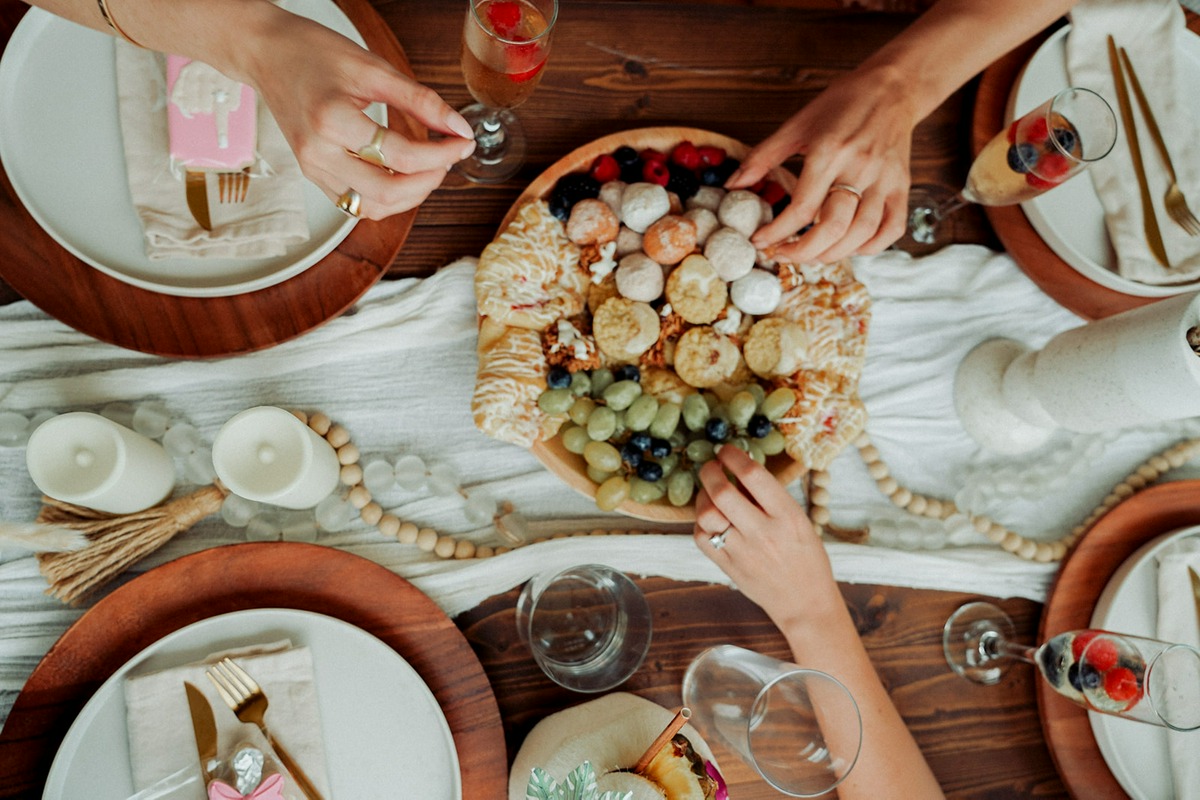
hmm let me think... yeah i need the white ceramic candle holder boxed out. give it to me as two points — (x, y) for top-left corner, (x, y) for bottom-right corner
(25, 412), (176, 514)
(211, 406), (340, 509)
(955, 292), (1200, 454)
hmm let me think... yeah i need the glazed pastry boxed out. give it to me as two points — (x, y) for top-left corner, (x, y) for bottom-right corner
(615, 252), (666, 303)
(778, 371), (868, 470)
(566, 198), (620, 246)
(473, 318), (562, 447)
(664, 254), (727, 324)
(167, 56), (257, 171)
(642, 215), (698, 266)
(620, 182), (671, 234)
(716, 189), (763, 237)
(593, 297), (661, 361)
(730, 268), (783, 315)
(703, 227), (756, 282)
(674, 326), (741, 388)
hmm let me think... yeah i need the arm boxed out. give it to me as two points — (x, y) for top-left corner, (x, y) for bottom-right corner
(732, 0), (1078, 263)
(25, 0), (475, 220)
(693, 445), (945, 800)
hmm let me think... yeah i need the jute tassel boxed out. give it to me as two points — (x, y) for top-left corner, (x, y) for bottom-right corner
(36, 483), (228, 605)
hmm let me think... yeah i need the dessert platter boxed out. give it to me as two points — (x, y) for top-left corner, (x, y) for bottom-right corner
(0, 0), (418, 357)
(472, 127), (872, 522)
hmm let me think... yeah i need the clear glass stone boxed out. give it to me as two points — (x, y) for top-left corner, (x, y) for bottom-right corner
(185, 447), (216, 484)
(280, 512), (319, 543)
(428, 463), (460, 497)
(220, 494), (260, 527)
(393, 454), (427, 491)
(244, 514), (282, 542)
(314, 495), (355, 532)
(132, 402), (171, 439)
(362, 459), (396, 496)
(162, 423), (202, 458)
(0, 411), (29, 447)
(497, 510), (531, 542)
(100, 402), (136, 429)
(464, 490), (496, 525)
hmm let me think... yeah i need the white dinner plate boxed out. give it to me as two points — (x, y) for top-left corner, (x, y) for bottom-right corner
(0, 0), (383, 298)
(41, 608), (461, 799)
(1009, 24), (1200, 299)
(1088, 524), (1200, 800)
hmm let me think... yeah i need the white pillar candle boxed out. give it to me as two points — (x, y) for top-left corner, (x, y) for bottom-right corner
(25, 412), (176, 514)
(211, 407), (339, 509)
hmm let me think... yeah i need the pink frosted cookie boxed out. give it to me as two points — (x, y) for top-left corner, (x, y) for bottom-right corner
(166, 55), (257, 171)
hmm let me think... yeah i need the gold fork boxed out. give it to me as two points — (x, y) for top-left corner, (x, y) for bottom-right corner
(1119, 47), (1200, 237)
(205, 658), (325, 800)
(218, 169), (251, 204)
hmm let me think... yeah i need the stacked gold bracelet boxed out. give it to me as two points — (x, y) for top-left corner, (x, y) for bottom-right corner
(96, 0), (145, 47)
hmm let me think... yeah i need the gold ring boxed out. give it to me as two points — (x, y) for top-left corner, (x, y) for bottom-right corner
(356, 126), (387, 169)
(827, 183), (863, 201)
(335, 188), (362, 218)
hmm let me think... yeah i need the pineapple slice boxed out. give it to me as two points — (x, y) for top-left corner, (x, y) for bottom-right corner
(639, 734), (718, 800)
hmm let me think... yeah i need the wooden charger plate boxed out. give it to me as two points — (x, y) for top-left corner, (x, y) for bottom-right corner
(0, 542), (507, 799)
(0, 0), (417, 359)
(495, 127), (806, 523)
(1037, 479), (1200, 798)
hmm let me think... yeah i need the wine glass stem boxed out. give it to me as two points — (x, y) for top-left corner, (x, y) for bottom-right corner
(474, 109), (506, 157)
(984, 632), (1037, 665)
(930, 193), (969, 223)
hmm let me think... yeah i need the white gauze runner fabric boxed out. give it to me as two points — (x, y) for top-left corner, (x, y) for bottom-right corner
(2, 244), (1199, 726)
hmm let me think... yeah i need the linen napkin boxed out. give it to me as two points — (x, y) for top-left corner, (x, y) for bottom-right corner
(114, 43), (310, 261)
(123, 641), (330, 798)
(1066, 0), (1200, 284)
(1156, 539), (1200, 800)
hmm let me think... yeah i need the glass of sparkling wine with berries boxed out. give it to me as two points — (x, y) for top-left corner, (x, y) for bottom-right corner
(909, 87), (1116, 244)
(943, 602), (1200, 730)
(456, 0), (557, 184)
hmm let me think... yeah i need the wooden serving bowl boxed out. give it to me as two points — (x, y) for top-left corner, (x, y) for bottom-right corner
(493, 127), (807, 523)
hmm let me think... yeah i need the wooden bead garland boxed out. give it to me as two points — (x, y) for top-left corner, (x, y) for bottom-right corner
(811, 431), (1200, 563)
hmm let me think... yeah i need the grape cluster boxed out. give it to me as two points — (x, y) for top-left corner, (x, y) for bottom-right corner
(538, 365), (795, 510)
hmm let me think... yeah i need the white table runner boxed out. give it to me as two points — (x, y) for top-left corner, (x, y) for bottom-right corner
(2, 244), (1199, 727)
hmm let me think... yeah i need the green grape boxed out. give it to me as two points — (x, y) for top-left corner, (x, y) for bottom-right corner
(658, 453), (679, 478)
(668, 429), (688, 449)
(629, 478), (666, 504)
(686, 439), (715, 464)
(569, 371), (592, 396)
(590, 368), (615, 397)
(595, 475), (630, 511)
(667, 471), (695, 506)
(747, 442), (766, 465)
(649, 402), (681, 439)
(602, 379), (642, 411)
(682, 393), (710, 431)
(587, 465), (615, 484)
(730, 436), (751, 452)
(759, 428), (786, 455)
(610, 409), (628, 440)
(746, 383), (766, 407)
(587, 406), (618, 441)
(728, 391), (757, 429)
(583, 440), (622, 472)
(762, 387), (797, 421)
(625, 394), (659, 431)
(561, 425), (591, 455)
(537, 388), (575, 415)
(568, 396), (596, 426)
(708, 401), (730, 424)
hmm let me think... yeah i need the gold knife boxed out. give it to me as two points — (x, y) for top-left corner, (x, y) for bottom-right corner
(1189, 566), (1200, 638)
(185, 170), (213, 232)
(184, 682), (218, 784)
(1119, 47), (1186, 213)
(1107, 35), (1170, 269)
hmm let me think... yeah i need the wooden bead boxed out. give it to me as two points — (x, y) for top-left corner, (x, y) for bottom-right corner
(1126, 474), (1147, 490)
(1137, 465), (1159, 481)
(1050, 541), (1068, 561)
(810, 487), (831, 506)
(397, 521), (419, 544)
(1101, 493), (1122, 509)
(416, 527), (439, 552)
(876, 477), (898, 495)
(1071, 524), (1087, 538)
(890, 488), (912, 507)
(434, 535), (457, 558)
(326, 424), (351, 448)
(923, 499), (944, 519)
(454, 539), (476, 559)
(377, 514), (400, 538)
(308, 412), (331, 435)
(337, 443), (360, 466)
(907, 495), (927, 515)
(811, 506), (831, 525)
(867, 461), (890, 480)
(854, 432), (871, 449)
(973, 516), (992, 534)
(494, 546), (510, 555)
(340, 464), (363, 486)
(810, 470), (832, 488)
(986, 523), (1007, 544)
(1149, 455), (1170, 473)
(1000, 531), (1024, 553)
(475, 545), (495, 559)
(1113, 483), (1135, 499)
(348, 485), (371, 509)
(858, 445), (880, 464)
(289, 409), (308, 425)
(1167, 450), (1187, 468)
(1016, 539), (1039, 560)
(360, 502), (383, 526)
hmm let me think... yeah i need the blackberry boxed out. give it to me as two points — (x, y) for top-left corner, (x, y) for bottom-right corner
(666, 164), (700, 201)
(1006, 142), (1039, 174)
(547, 366), (571, 389)
(549, 173), (601, 218)
(612, 364), (641, 383)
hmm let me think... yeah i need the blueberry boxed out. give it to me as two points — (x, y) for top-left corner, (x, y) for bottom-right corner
(612, 146), (640, 167)
(547, 366), (571, 389)
(705, 417), (731, 443)
(612, 364), (641, 383)
(1038, 643), (1063, 687)
(628, 432), (652, 451)
(648, 437), (672, 458)
(1052, 127), (1078, 154)
(700, 166), (724, 187)
(620, 441), (644, 467)
(666, 164), (699, 200)
(715, 158), (740, 183)
(637, 461), (664, 482)
(1068, 663), (1083, 692)
(1006, 142), (1039, 174)
(1079, 663), (1103, 690)
(746, 414), (772, 439)
(548, 192), (572, 222)
(620, 162), (645, 184)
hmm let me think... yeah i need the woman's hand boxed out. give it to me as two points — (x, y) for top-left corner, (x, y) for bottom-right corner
(727, 64), (916, 264)
(692, 446), (840, 630)
(235, 9), (475, 220)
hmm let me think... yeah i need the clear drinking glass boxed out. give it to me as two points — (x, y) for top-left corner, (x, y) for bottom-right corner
(682, 645), (862, 797)
(944, 601), (1200, 730)
(515, 564), (652, 692)
(456, 0), (558, 184)
(908, 87), (1117, 245)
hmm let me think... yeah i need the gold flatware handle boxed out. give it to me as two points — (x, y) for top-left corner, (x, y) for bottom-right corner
(1107, 35), (1170, 268)
(1189, 566), (1200, 636)
(185, 169), (213, 232)
(264, 729), (325, 800)
(1118, 47), (1179, 184)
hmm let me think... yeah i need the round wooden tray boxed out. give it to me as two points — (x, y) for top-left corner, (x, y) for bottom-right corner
(0, 0), (418, 359)
(498, 126), (806, 523)
(1037, 479), (1200, 798)
(0, 542), (507, 798)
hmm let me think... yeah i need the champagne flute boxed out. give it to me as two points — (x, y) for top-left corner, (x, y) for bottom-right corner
(909, 87), (1117, 245)
(456, 0), (558, 184)
(943, 601), (1200, 730)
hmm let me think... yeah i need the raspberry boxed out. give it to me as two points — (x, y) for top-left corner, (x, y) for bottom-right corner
(1103, 667), (1141, 708)
(505, 42), (545, 82)
(1071, 631), (1099, 662)
(1080, 637), (1119, 673)
(758, 180), (787, 206)
(1024, 116), (1050, 146)
(508, 58), (545, 83)
(485, 0), (521, 37)
(589, 154), (620, 183)
(670, 141), (702, 171)
(642, 159), (670, 186)
(639, 148), (667, 164)
(1006, 120), (1019, 144)
(1025, 151), (1072, 190)
(697, 146), (726, 167)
